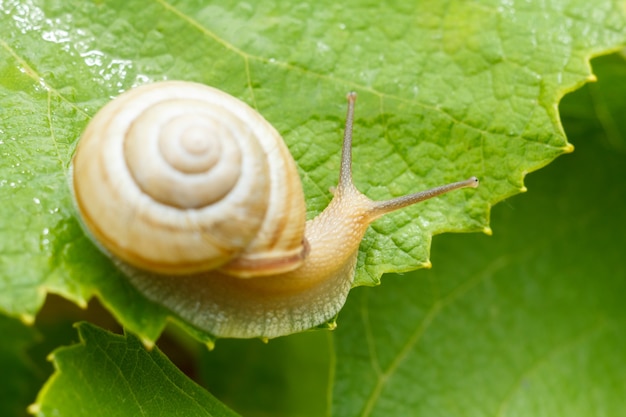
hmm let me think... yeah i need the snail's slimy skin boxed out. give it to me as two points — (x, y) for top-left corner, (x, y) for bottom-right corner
(72, 83), (478, 339)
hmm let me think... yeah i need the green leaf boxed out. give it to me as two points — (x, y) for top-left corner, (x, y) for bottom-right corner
(0, 314), (41, 417)
(329, 53), (626, 416)
(198, 331), (331, 417)
(32, 322), (240, 417)
(0, 0), (625, 342)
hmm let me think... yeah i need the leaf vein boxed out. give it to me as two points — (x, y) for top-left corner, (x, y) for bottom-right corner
(495, 319), (608, 417)
(152, 0), (568, 157)
(359, 254), (511, 417)
(0, 39), (90, 120)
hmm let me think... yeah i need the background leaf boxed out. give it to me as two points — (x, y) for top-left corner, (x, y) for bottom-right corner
(198, 331), (331, 417)
(2, 0), (624, 343)
(0, 314), (42, 417)
(32, 322), (240, 417)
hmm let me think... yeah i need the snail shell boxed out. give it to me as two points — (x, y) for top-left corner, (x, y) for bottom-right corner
(72, 81), (479, 339)
(72, 81), (307, 277)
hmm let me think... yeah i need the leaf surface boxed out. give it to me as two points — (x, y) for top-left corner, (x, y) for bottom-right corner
(32, 322), (240, 417)
(0, 0), (624, 343)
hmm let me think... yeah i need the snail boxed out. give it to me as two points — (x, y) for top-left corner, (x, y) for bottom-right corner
(71, 81), (478, 339)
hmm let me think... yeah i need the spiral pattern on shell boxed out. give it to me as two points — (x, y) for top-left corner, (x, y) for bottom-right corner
(72, 81), (306, 276)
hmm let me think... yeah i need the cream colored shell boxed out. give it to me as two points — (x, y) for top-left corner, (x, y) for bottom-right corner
(72, 81), (307, 277)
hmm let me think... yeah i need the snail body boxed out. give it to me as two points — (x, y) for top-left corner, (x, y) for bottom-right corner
(72, 81), (478, 339)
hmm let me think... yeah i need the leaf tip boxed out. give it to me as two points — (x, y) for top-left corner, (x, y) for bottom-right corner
(320, 319), (338, 331)
(483, 226), (493, 236)
(311, 318), (338, 333)
(563, 143), (575, 153)
(422, 260), (433, 269)
(140, 337), (155, 351)
(19, 313), (35, 326)
(27, 402), (40, 415)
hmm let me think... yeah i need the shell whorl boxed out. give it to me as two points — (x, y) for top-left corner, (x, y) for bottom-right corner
(72, 81), (306, 276)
